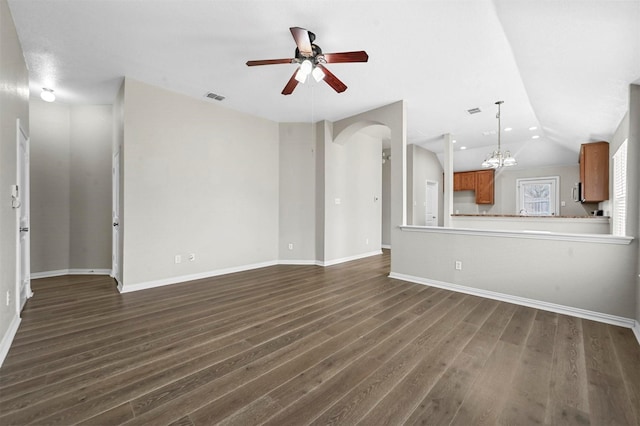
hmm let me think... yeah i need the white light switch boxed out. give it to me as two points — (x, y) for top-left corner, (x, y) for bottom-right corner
(335, 198), (341, 205)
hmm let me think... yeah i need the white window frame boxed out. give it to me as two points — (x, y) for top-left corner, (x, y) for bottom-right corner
(516, 176), (560, 216)
(612, 139), (627, 236)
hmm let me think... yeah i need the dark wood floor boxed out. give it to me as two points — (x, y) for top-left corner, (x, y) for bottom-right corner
(1, 251), (639, 425)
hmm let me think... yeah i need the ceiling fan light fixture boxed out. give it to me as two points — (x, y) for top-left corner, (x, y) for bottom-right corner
(299, 59), (313, 75)
(294, 69), (308, 83)
(41, 87), (55, 102)
(312, 66), (325, 82)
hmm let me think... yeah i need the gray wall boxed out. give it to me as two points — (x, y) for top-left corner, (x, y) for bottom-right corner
(0, 0), (29, 352)
(69, 106), (112, 269)
(407, 144), (444, 226)
(30, 100), (71, 272)
(121, 78), (279, 287)
(628, 85), (640, 327)
(29, 101), (112, 273)
(382, 148), (391, 246)
(323, 130), (382, 262)
(279, 123), (316, 262)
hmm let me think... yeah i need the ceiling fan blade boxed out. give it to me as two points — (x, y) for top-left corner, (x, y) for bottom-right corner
(317, 64), (347, 93)
(290, 27), (313, 56)
(281, 69), (300, 95)
(323, 51), (369, 63)
(246, 58), (294, 66)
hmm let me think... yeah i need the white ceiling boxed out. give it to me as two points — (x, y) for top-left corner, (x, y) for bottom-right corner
(8, 0), (640, 171)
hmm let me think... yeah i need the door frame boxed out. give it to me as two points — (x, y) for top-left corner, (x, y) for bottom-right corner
(16, 118), (32, 314)
(112, 151), (121, 289)
(425, 179), (438, 226)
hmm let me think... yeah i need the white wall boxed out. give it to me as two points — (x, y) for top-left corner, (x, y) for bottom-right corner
(0, 0), (29, 364)
(407, 144), (443, 226)
(120, 78), (279, 288)
(29, 101), (112, 273)
(279, 123), (316, 262)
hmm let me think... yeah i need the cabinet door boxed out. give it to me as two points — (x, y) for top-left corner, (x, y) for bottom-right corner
(475, 170), (495, 204)
(580, 141), (609, 202)
(453, 172), (475, 191)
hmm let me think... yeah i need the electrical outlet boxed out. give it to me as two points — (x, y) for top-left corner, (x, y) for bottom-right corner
(175, 255), (182, 264)
(288, 243), (294, 250)
(6, 291), (10, 306)
(366, 238), (369, 245)
(455, 261), (462, 270)
(188, 253), (195, 261)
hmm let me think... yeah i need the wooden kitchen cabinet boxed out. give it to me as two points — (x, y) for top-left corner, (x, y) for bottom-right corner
(453, 171), (476, 191)
(453, 169), (495, 204)
(579, 141), (609, 202)
(475, 169), (495, 204)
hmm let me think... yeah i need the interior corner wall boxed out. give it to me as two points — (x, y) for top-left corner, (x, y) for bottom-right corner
(627, 84), (640, 326)
(0, 0), (29, 361)
(279, 122), (316, 262)
(69, 105), (112, 270)
(323, 130), (382, 262)
(113, 82), (125, 284)
(120, 78), (279, 288)
(382, 148), (391, 246)
(315, 121), (328, 263)
(30, 101), (112, 274)
(30, 99), (71, 272)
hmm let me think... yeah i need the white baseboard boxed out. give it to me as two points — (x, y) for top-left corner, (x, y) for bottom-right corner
(381, 244), (391, 250)
(633, 320), (640, 346)
(120, 261), (279, 293)
(389, 272), (637, 331)
(31, 269), (111, 279)
(320, 250), (383, 267)
(0, 314), (21, 368)
(278, 260), (320, 266)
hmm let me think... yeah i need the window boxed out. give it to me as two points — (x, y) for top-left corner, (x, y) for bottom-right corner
(612, 140), (627, 236)
(516, 176), (559, 216)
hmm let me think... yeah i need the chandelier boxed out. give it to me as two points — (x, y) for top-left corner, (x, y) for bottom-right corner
(481, 101), (517, 169)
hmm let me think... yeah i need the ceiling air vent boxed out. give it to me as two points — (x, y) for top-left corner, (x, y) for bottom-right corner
(205, 92), (225, 101)
(467, 107), (481, 115)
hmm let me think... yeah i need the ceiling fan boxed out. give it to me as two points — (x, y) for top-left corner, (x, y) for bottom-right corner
(246, 27), (369, 95)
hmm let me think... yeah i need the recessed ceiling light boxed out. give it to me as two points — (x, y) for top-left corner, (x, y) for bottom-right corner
(504, 127), (512, 132)
(529, 126), (538, 131)
(460, 146), (467, 150)
(532, 135), (540, 139)
(40, 88), (55, 102)
(452, 139), (457, 143)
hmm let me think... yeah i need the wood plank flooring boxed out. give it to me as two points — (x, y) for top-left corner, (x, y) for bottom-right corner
(1, 250), (639, 425)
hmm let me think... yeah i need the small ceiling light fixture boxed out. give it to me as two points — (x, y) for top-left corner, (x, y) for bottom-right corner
(481, 101), (517, 169)
(41, 88), (55, 102)
(529, 126), (538, 131)
(460, 146), (467, 150)
(504, 127), (512, 132)
(532, 135), (540, 139)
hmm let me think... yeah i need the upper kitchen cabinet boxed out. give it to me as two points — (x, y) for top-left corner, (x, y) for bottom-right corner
(579, 141), (609, 202)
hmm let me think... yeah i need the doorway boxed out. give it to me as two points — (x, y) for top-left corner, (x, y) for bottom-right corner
(16, 119), (31, 312)
(425, 180), (438, 226)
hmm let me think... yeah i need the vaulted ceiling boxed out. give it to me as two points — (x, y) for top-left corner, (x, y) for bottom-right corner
(8, 0), (640, 171)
